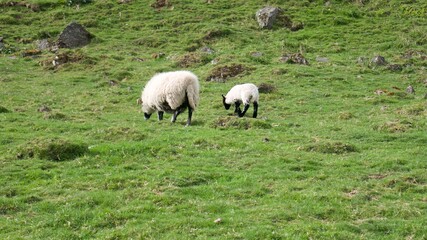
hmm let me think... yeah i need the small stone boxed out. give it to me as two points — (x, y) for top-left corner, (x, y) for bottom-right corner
(200, 46), (214, 54)
(387, 64), (402, 72)
(36, 39), (50, 51)
(251, 52), (263, 57)
(406, 85), (415, 94)
(214, 218), (222, 224)
(290, 22), (304, 31)
(280, 53), (309, 65)
(316, 57), (329, 63)
(38, 105), (51, 112)
(109, 80), (119, 86)
(256, 6), (280, 29)
(357, 56), (367, 65)
(370, 55), (387, 66)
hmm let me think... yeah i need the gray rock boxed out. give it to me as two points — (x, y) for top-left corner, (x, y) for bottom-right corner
(251, 52), (263, 57)
(256, 6), (280, 29)
(357, 56), (368, 65)
(36, 39), (50, 51)
(200, 46), (214, 54)
(316, 57), (329, 63)
(38, 105), (51, 112)
(406, 85), (415, 94)
(370, 55), (387, 66)
(58, 22), (92, 49)
(280, 53), (309, 65)
(387, 64), (402, 72)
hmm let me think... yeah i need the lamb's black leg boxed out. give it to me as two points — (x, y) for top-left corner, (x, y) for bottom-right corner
(158, 111), (164, 120)
(186, 107), (193, 127)
(238, 104), (250, 117)
(234, 102), (241, 115)
(253, 101), (258, 118)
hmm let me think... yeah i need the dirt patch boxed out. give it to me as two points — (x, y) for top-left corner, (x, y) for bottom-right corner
(203, 29), (231, 41)
(151, 0), (170, 9)
(211, 116), (271, 129)
(402, 50), (427, 60)
(0, 1), (40, 12)
(299, 141), (357, 154)
(377, 120), (412, 133)
(43, 111), (68, 120)
(22, 49), (42, 57)
(39, 51), (95, 70)
(258, 83), (276, 93)
(16, 138), (88, 161)
(279, 53), (309, 65)
(176, 52), (208, 68)
(206, 64), (250, 82)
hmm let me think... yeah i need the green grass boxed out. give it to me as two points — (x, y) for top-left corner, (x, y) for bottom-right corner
(1, 0), (426, 239)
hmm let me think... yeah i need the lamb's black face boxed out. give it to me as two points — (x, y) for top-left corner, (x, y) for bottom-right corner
(222, 95), (231, 110)
(144, 112), (152, 120)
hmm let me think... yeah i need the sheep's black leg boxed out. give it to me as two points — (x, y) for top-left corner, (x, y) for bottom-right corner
(171, 109), (184, 123)
(158, 111), (164, 120)
(186, 107), (193, 126)
(171, 111), (179, 122)
(253, 101), (258, 118)
(144, 113), (152, 120)
(239, 104), (250, 117)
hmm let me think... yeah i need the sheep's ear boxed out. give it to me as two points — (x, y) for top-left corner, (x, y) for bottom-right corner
(222, 94), (226, 99)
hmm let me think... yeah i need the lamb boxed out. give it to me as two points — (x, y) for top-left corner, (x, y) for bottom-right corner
(138, 70), (200, 126)
(222, 83), (259, 118)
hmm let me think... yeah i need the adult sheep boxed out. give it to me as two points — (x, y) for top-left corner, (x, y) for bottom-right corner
(138, 70), (200, 126)
(222, 83), (259, 118)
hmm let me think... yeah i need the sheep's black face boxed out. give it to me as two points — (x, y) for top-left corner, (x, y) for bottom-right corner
(222, 95), (231, 110)
(144, 112), (152, 120)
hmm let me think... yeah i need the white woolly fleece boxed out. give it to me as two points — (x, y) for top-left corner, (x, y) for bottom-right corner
(141, 70), (200, 114)
(225, 83), (259, 105)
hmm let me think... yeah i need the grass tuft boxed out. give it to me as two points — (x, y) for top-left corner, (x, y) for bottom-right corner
(206, 64), (251, 82)
(0, 105), (10, 113)
(301, 141), (358, 154)
(212, 116), (271, 129)
(15, 138), (88, 161)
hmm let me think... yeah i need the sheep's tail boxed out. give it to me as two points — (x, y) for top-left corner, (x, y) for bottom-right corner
(186, 81), (200, 111)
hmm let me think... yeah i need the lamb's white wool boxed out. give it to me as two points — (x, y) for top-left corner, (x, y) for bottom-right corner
(140, 70), (200, 126)
(224, 83), (259, 105)
(223, 83), (259, 118)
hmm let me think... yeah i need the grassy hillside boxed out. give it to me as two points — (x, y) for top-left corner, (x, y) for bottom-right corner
(1, 0), (426, 239)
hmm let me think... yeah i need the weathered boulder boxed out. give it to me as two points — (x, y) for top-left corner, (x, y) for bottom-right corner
(370, 55), (387, 66)
(58, 22), (92, 49)
(256, 6), (280, 29)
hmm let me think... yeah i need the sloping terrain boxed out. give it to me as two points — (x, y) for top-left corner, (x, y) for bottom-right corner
(0, 0), (426, 239)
